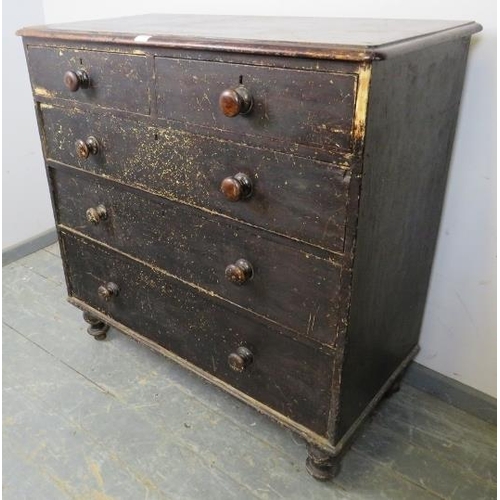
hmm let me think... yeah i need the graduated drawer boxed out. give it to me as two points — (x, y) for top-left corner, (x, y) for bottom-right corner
(41, 103), (351, 253)
(61, 231), (333, 435)
(155, 57), (356, 153)
(27, 46), (150, 114)
(52, 167), (342, 347)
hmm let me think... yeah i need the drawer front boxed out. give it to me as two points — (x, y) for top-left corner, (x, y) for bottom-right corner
(53, 167), (342, 346)
(27, 46), (150, 114)
(61, 231), (333, 435)
(156, 57), (356, 153)
(42, 104), (351, 253)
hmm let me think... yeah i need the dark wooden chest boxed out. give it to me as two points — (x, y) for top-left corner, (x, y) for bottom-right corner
(18, 15), (481, 479)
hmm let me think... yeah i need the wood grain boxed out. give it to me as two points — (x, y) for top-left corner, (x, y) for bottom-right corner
(27, 46), (151, 114)
(61, 230), (334, 435)
(41, 103), (352, 253)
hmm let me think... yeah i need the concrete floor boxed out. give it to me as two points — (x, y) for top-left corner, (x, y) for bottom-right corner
(3, 243), (497, 500)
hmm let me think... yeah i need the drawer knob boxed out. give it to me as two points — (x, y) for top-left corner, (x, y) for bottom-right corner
(75, 136), (99, 159)
(219, 85), (253, 117)
(97, 282), (119, 301)
(220, 173), (253, 201)
(86, 204), (107, 224)
(63, 69), (90, 92)
(228, 346), (253, 372)
(225, 259), (253, 285)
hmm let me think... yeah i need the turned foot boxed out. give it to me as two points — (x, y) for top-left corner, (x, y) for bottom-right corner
(385, 373), (404, 398)
(83, 311), (109, 340)
(305, 443), (340, 480)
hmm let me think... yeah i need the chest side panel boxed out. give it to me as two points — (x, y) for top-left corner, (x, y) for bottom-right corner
(334, 37), (473, 443)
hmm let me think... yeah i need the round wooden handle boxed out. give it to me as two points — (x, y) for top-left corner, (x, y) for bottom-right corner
(220, 173), (253, 201)
(97, 282), (119, 301)
(86, 204), (107, 224)
(228, 346), (253, 372)
(225, 259), (253, 285)
(75, 136), (99, 159)
(219, 85), (253, 117)
(63, 70), (89, 92)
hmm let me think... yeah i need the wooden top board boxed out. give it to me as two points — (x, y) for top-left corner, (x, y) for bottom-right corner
(17, 14), (482, 61)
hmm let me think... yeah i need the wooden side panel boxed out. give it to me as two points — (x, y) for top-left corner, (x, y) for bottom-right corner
(27, 46), (151, 114)
(156, 57), (357, 153)
(61, 231), (334, 435)
(335, 37), (473, 442)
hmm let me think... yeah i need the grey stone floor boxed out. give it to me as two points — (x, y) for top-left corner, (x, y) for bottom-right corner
(3, 243), (497, 500)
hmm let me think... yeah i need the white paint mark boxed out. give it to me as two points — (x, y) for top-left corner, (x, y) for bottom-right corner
(134, 35), (152, 42)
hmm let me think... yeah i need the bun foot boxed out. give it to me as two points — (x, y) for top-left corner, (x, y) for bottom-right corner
(385, 373), (404, 398)
(305, 443), (340, 480)
(83, 311), (109, 340)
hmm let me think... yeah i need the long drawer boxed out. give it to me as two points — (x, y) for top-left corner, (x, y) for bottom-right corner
(52, 166), (342, 346)
(41, 103), (351, 253)
(155, 57), (356, 153)
(61, 231), (334, 435)
(27, 46), (151, 114)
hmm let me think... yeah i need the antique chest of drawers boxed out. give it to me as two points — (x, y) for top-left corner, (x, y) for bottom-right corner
(18, 15), (481, 479)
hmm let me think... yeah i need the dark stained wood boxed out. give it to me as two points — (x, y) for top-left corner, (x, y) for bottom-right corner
(220, 173), (253, 201)
(61, 230), (334, 436)
(306, 443), (341, 480)
(334, 37), (473, 443)
(17, 15), (481, 62)
(51, 166), (342, 346)
(26, 46), (151, 114)
(41, 104), (352, 253)
(63, 69), (89, 91)
(82, 310), (109, 340)
(18, 15), (481, 480)
(155, 57), (356, 153)
(219, 85), (253, 117)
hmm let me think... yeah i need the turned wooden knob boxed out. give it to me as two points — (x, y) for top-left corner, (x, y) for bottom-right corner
(225, 259), (253, 285)
(219, 85), (253, 117)
(220, 173), (253, 201)
(63, 69), (89, 91)
(97, 282), (119, 301)
(75, 136), (99, 159)
(228, 346), (253, 372)
(86, 204), (107, 224)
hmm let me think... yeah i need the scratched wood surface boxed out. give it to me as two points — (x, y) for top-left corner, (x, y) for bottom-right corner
(60, 231), (334, 435)
(53, 168), (342, 346)
(41, 103), (352, 252)
(27, 46), (151, 114)
(17, 15), (482, 62)
(3, 245), (497, 500)
(155, 57), (356, 152)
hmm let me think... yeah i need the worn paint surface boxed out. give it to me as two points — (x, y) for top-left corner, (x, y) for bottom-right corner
(18, 19), (481, 479)
(41, 103), (352, 254)
(156, 57), (357, 153)
(27, 45), (151, 114)
(52, 167), (343, 346)
(61, 231), (334, 435)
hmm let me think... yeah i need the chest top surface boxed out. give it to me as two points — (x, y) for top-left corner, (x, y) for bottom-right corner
(17, 14), (481, 60)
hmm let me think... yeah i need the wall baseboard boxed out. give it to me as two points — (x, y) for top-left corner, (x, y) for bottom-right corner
(1, 230), (496, 425)
(2, 228), (57, 267)
(405, 362), (496, 425)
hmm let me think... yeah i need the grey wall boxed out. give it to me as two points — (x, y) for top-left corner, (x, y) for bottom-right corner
(3, 0), (54, 250)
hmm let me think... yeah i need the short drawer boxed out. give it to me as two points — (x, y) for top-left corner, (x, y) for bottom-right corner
(52, 167), (342, 347)
(41, 103), (351, 253)
(155, 57), (356, 154)
(61, 231), (333, 435)
(27, 46), (150, 114)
